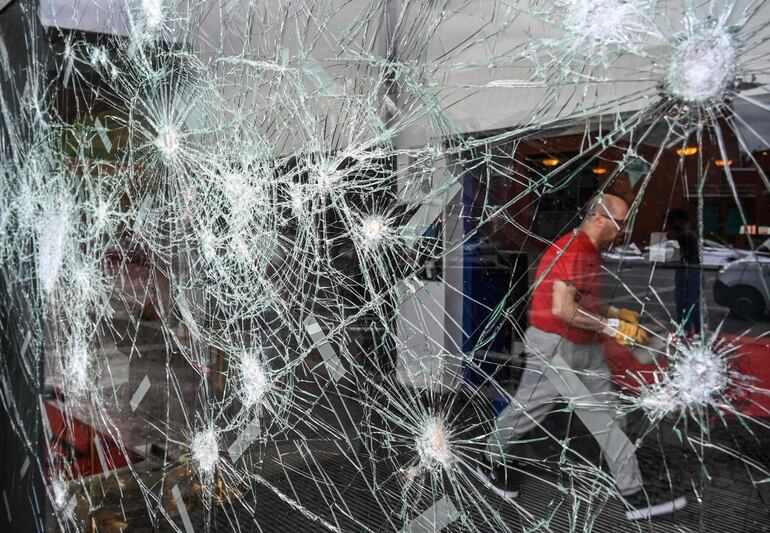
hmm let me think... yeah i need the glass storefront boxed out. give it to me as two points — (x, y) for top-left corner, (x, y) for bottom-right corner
(2, 1), (770, 531)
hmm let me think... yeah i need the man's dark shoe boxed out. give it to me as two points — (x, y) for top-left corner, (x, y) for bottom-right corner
(623, 487), (687, 520)
(474, 460), (520, 501)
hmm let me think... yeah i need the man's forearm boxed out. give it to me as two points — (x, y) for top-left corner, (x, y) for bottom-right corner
(551, 280), (608, 332)
(563, 304), (607, 332)
(577, 293), (609, 317)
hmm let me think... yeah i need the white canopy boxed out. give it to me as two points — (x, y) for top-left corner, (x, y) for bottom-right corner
(36, 0), (770, 148)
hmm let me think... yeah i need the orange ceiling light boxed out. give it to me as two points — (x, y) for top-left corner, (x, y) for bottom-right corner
(676, 146), (698, 156)
(591, 167), (608, 175)
(715, 159), (733, 167)
(541, 158), (560, 167)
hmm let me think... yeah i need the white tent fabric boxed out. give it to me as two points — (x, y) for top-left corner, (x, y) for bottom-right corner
(36, 0), (770, 144)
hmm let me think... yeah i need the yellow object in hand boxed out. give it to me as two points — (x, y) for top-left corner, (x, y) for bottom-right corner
(608, 307), (640, 325)
(604, 318), (648, 346)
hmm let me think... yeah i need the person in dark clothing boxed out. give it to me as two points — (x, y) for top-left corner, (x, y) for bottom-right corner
(666, 209), (701, 335)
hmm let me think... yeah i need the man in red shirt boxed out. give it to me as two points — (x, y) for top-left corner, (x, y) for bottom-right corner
(477, 194), (687, 520)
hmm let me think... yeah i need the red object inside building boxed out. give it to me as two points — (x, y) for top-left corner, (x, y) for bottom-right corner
(44, 400), (143, 480)
(605, 334), (770, 418)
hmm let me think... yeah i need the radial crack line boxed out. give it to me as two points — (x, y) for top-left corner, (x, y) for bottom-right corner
(38, 397), (52, 442)
(1, 490), (9, 523)
(303, 316), (346, 382)
(94, 116), (112, 153)
(171, 485), (195, 533)
(64, 494), (76, 517)
(175, 293), (200, 340)
(129, 375), (151, 412)
(20, 457), (29, 479)
(400, 496), (460, 533)
(227, 416), (260, 462)
(254, 474), (342, 533)
(94, 435), (110, 474)
(20, 330), (31, 357)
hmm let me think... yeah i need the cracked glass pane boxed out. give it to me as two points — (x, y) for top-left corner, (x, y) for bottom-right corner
(2, 0), (770, 531)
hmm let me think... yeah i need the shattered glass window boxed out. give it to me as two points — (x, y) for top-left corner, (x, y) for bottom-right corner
(2, 0), (770, 531)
